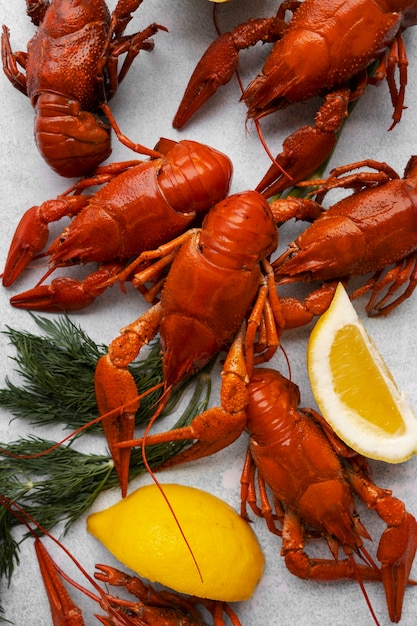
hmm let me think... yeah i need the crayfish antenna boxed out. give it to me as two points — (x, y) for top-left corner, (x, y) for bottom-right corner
(0, 386), (164, 466)
(100, 103), (163, 159)
(116, 384), (205, 584)
(347, 551), (381, 626)
(253, 117), (293, 182)
(0, 412), (109, 459)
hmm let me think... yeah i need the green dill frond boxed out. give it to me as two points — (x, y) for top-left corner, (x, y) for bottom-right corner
(0, 369), (211, 533)
(0, 314), (213, 594)
(0, 501), (21, 587)
(0, 314), (166, 431)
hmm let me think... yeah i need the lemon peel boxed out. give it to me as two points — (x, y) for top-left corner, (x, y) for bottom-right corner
(307, 283), (417, 462)
(87, 483), (264, 601)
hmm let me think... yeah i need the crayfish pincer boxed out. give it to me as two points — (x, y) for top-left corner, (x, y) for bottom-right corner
(2, 0), (167, 177)
(94, 191), (283, 496)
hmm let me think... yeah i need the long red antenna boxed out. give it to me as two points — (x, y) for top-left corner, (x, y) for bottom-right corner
(347, 552), (381, 626)
(0, 383), (163, 459)
(138, 384), (204, 583)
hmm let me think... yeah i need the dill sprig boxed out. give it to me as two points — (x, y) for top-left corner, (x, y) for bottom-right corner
(0, 314), (213, 597)
(0, 369), (211, 533)
(0, 314), (166, 431)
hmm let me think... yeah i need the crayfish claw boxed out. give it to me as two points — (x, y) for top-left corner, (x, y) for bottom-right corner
(377, 512), (417, 622)
(173, 32), (240, 129)
(95, 353), (140, 498)
(34, 538), (86, 625)
(174, 17), (286, 129)
(256, 125), (338, 198)
(2, 205), (50, 286)
(9, 277), (100, 312)
(257, 89), (350, 198)
(94, 564), (128, 586)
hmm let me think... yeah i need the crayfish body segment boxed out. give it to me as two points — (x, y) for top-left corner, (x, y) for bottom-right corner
(3, 139), (233, 311)
(2, 0), (167, 176)
(94, 191), (282, 495)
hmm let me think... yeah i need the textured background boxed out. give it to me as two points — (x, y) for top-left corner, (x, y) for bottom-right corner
(1, 1), (417, 624)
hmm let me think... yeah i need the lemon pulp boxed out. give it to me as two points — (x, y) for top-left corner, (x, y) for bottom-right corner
(331, 325), (404, 436)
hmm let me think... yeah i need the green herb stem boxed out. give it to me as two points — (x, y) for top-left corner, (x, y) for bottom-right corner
(0, 314), (213, 604)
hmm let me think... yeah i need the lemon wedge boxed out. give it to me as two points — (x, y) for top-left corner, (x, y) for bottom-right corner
(307, 283), (417, 462)
(87, 483), (264, 601)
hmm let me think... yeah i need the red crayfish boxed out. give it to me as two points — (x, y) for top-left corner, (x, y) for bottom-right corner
(0, 496), (242, 625)
(271, 155), (417, 327)
(173, 0), (417, 197)
(2, 0), (167, 177)
(240, 367), (417, 625)
(2, 138), (232, 311)
(93, 190), (284, 496)
(109, 322), (417, 625)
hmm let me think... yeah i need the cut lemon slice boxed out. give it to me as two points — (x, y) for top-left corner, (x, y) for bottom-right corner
(307, 283), (417, 462)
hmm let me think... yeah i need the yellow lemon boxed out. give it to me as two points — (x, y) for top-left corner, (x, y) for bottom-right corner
(307, 282), (417, 462)
(87, 483), (264, 601)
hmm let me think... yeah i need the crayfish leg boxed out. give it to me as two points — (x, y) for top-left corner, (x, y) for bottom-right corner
(100, 103), (163, 159)
(281, 508), (381, 583)
(26, 0), (49, 25)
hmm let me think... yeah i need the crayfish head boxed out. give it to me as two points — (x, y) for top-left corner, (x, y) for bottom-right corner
(49, 208), (122, 265)
(298, 480), (360, 549)
(276, 214), (364, 281)
(160, 315), (219, 387)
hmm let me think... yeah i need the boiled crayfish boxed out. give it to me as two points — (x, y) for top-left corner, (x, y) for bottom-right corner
(109, 322), (417, 625)
(0, 495), (241, 625)
(2, 138), (232, 311)
(2, 0), (167, 177)
(174, 0), (417, 197)
(272, 156), (417, 327)
(94, 190), (284, 496)
(240, 367), (417, 625)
